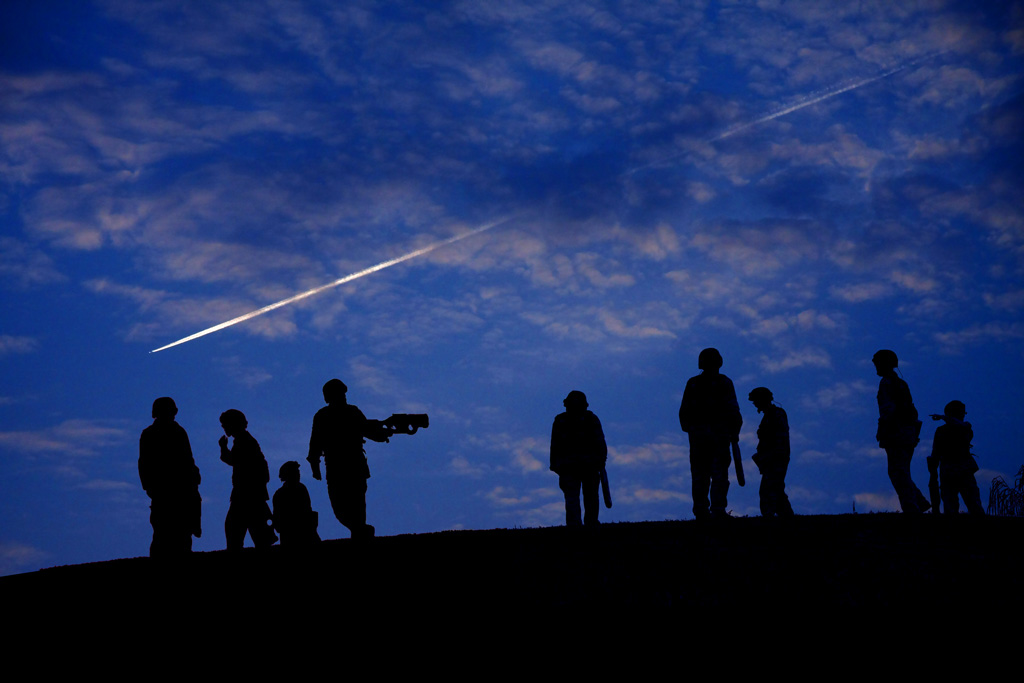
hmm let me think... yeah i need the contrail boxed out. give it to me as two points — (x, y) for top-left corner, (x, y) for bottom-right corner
(631, 52), (943, 173)
(150, 216), (512, 353)
(708, 62), (910, 143)
(152, 52), (943, 353)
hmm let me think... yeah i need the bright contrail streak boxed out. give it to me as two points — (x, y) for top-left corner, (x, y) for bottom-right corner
(153, 53), (943, 353)
(150, 217), (512, 353)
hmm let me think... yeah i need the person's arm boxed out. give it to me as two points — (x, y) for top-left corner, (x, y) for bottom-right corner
(725, 378), (742, 441)
(138, 432), (154, 497)
(592, 414), (608, 467)
(679, 380), (693, 433)
(550, 416), (563, 474)
(306, 415), (323, 480)
(218, 436), (232, 466)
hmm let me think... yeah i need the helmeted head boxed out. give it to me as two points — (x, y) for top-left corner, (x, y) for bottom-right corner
(563, 390), (588, 411)
(698, 347), (723, 371)
(322, 378), (348, 404)
(279, 460), (301, 482)
(872, 349), (898, 371)
(748, 387), (774, 405)
(219, 409), (248, 432)
(944, 400), (966, 420)
(151, 396), (178, 420)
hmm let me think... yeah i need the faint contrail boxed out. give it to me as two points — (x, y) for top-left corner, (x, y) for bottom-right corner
(708, 62), (910, 142)
(150, 216), (512, 353)
(632, 52), (944, 172)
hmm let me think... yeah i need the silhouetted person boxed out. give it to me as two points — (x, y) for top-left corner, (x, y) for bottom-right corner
(929, 401), (985, 516)
(550, 390), (608, 527)
(748, 387), (794, 518)
(139, 397), (202, 557)
(273, 461), (321, 548)
(679, 348), (742, 520)
(307, 379), (390, 539)
(872, 350), (930, 514)
(219, 409), (277, 550)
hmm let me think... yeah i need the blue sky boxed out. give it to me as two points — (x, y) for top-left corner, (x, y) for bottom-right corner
(1, 0), (1022, 575)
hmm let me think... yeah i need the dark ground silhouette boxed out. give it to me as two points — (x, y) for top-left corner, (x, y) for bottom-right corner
(4, 520), (1019, 675)
(6, 518), (1015, 626)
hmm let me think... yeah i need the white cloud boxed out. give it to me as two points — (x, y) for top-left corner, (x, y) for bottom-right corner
(0, 542), (49, 577)
(609, 442), (685, 467)
(0, 419), (130, 458)
(934, 322), (1024, 352)
(853, 491), (900, 513)
(0, 335), (39, 356)
(803, 380), (875, 411)
(758, 347), (831, 373)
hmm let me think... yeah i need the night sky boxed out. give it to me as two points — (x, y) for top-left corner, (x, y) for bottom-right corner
(2, 0), (1022, 576)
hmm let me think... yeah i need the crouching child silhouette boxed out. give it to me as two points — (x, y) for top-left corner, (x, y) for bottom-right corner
(273, 461), (321, 548)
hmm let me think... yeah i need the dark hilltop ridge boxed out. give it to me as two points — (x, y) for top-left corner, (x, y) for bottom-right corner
(6, 515), (1021, 630)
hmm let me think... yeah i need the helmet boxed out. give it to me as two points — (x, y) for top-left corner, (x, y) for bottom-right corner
(279, 461), (301, 481)
(322, 378), (348, 403)
(219, 409), (248, 429)
(943, 400), (966, 419)
(748, 387), (773, 403)
(872, 349), (898, 369)
(698, 348), (723, 370)
(151, 396), (178, 419)
(563, 390), (588, 409)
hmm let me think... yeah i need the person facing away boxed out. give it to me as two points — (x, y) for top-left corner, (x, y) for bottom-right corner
(139, 397), (202, 558)
(550, 390), (608, 527)
(929, 401), (985, 516)
(872, 350), (930, 514)
(273, 461), (321, 548)
(306, 379), (390, 539)
(679, 348), (742, 520)
(219, 409), (277, 550)
(748, 387), (794, 518)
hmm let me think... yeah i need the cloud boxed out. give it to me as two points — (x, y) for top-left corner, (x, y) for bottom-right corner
(510, 437), (547, 474)
(0, 238), (65, 288)
(0, 335), (39, 356)
(829, 282), (891, 303)
(0, 542), (49, 577)
(609, 442), (685, 467)
(687, 221), (827, 277)
(983, 289), (1024, 312)
(803, 380), (875, 411)
(853, 491), (901, 512)
(627, 487), (689, 504)
(758, 347), (832, 373)
(481, 484), (546, 507)
(449, 455), (488, 477)
(934, 322), (1024, 352)
(0, 419), (130, 458)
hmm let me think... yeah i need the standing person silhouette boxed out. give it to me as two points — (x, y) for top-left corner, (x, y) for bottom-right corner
(219, 409), (277, 549)
(307, 379), (390, 539)
(549, 390), (607, 527)
(139, 397), (202, 557)
(872, 350), (930, 514)
(748, 387), (794, 518)
(929, 401), (985, 516)
(679, 348), (742, 520)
